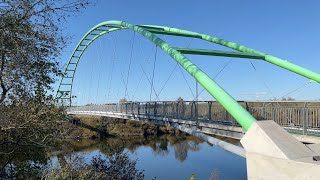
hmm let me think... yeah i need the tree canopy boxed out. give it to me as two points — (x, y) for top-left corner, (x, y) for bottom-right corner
(0, 0), (90, 104)
(0, 0), (92, 178)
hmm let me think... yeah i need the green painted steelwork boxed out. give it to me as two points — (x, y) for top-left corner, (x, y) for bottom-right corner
(57, 20), (320, 131)
(174, 47), (265, 59)
(143, 25), (320, 83)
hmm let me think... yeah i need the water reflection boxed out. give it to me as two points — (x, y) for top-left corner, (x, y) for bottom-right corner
(0, 145), (49, 179)
(56, 135), (246, 179)
(1, 135), (246, 179)
(62, 135), (205, 162)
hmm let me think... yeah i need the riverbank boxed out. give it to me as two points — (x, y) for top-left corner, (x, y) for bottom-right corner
(65, 115), (186, 139)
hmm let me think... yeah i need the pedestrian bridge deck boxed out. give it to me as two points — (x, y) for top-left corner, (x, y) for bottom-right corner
(67, 101), (320, 142)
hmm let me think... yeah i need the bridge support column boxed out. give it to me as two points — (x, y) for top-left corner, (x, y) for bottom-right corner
(241, 120), (320, 180)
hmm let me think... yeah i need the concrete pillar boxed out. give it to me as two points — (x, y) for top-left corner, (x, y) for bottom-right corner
(241, 120), (320, 180)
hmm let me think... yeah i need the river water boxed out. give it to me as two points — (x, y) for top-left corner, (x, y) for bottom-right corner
(52, 135), (247, 180)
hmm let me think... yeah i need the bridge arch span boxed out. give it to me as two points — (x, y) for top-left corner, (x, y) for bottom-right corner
(57, 20), (320, 131)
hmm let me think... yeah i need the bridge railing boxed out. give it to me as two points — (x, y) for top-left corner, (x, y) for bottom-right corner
(249, 106), (320, 136)
(68, 101), (320, 136)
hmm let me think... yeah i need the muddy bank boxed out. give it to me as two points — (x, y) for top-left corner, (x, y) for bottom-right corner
(65, 115), (186, 139)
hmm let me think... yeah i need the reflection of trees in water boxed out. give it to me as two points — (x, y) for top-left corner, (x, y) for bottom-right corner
(49, 150), (144, 179)
(209, 168), (220, 180)
(172, 140), (201, 162)
(99, 136), (154, 156)
(70, 135), (204, 162)
(97, 136), (171, 157)
(174, 141), (189, 162)
(162, 135), (203, 162)
(188, 141), (201, 152)
(57, 152), (86, 170)
(0, 134), (204, 178)
(151, 138), (169, 157)
(0, 145), (49, 179)
(111, 135), (204, 162)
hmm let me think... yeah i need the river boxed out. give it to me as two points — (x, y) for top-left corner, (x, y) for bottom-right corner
(51, 135), (247, 180)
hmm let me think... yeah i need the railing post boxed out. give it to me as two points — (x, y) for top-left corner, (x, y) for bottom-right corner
(195, 101), (199, 127)
(263, 104), (267, 120)
(303, 102), (309, 135)
(125, 103), (128, 114)
(138, 102), (140, 115)
(146, 102), (150, 117)
(196, 101), (198, 120)
(208, 101), (212, 121)
(164, 102), (166, 117)
(154, 102), (157, 117)
(190, 102), (193, 120)
(163, 102), (166, 117)
(131, 102), (134, 115)
(145, 103), (147, 115)
(191, 101), (198, 123)
(245, 102), (249, 111)
(176, 102), (179, 118)
(271, 106), (277, 122)
(225, 109), (229, 123)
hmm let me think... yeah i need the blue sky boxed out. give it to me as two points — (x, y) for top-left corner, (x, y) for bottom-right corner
(57, 0), (320, 105)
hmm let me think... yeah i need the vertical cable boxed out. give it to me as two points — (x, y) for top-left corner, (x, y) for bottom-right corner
(124, 31), (136, 100)
(150, 46), (157, 101)
(192, 59), (232, 101)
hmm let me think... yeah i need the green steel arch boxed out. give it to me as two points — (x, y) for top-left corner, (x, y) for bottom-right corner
(57, 20), (320, 131)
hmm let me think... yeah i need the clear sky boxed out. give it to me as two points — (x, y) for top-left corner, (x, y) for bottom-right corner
(57, 0), (320, 105)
